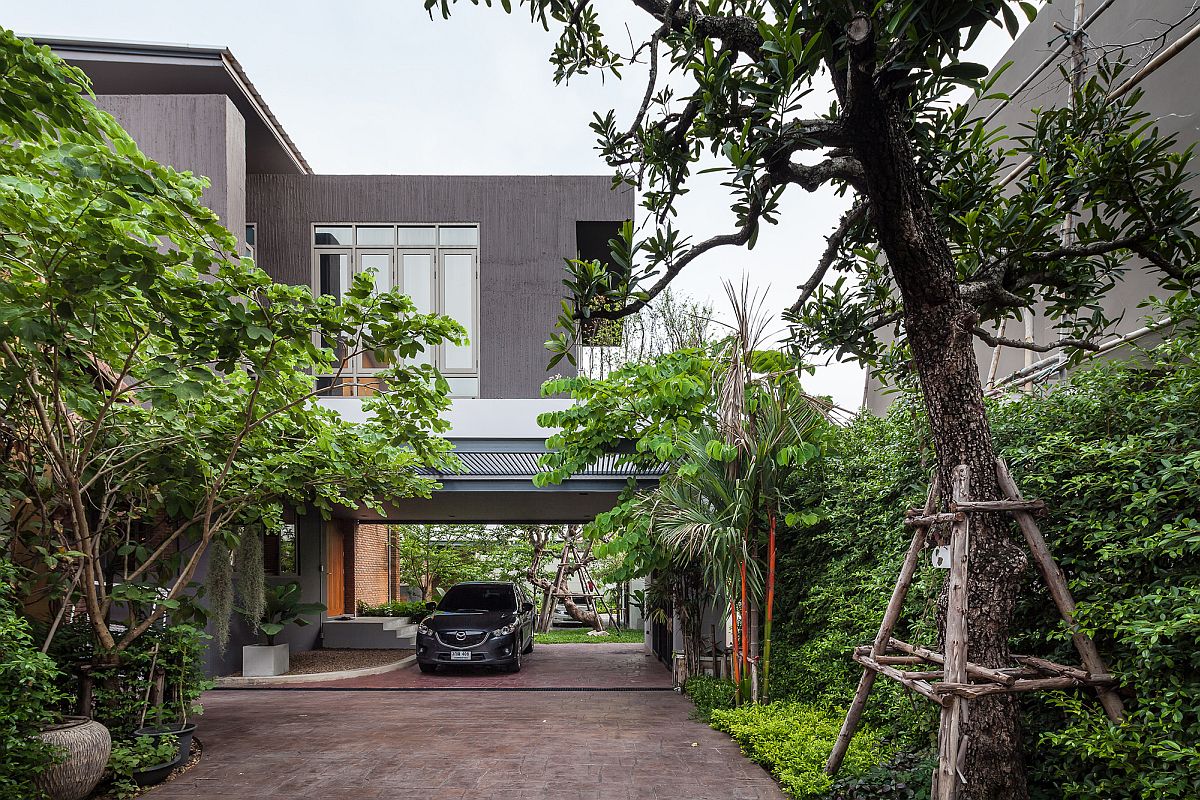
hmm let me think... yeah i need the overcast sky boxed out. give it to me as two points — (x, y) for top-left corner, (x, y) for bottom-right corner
(7, 1), (1027, 409)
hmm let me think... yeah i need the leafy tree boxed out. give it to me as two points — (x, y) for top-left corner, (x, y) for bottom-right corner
(429, 2), (1200, 794)
(392, 524), (533, 599)
(0, 30), (462, 665)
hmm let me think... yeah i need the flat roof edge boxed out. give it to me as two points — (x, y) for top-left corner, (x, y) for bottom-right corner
(29, 34), (312, 175)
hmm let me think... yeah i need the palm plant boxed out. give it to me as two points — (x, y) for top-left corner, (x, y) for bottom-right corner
(646, 280), (827, 702)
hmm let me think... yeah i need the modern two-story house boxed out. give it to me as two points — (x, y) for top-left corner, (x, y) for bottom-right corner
(40, 35), (641, 674)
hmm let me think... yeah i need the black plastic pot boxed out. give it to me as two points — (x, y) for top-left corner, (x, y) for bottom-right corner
(131, 758), (176, 788)
(134, 722), (196, 767)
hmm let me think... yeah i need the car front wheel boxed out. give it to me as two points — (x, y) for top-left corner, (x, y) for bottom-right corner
(522, 633), (534, 655)
(508, 648), (522, 673)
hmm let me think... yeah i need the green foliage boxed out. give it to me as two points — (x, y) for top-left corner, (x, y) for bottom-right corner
(991, 331), (1200, 800)
(105, 735), (179, 800)
(233, 531), (265, 638)
(709, 702), (893, 800)
(769, 406), (938, 738)
(684, 674), (736, 721)
(355, 600), (430, 619)
(390, 524), (534, 600)
(828, 750), (935, 800)
(206, 539), (234, 653)
(248, 582), (326, 646)
(0, 563), (65, 800)
(47, 618), (211, 737)
(430, 2), (1197, 382)
(533, 628), (643, 644)
(769, 329), (1200, 798)
(793, 63), (1200, 375)
(0, 27), (461, 661)
(537, 348), (717, 488)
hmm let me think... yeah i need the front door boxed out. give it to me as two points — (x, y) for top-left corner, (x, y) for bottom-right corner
(326, 522), (345, 616)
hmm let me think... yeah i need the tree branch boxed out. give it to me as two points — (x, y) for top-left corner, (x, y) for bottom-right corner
(972, 326), (1100, 352)
(788, 200), (869, 315)
(779, 155), (865, 191)
(630, 0), (764, 58)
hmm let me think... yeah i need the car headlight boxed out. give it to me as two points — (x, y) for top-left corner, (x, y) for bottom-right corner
(491, 621), (517, 638)
(417, 622), (434, 636)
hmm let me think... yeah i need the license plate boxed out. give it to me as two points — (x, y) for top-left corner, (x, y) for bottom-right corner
(450, 650), (471, 661)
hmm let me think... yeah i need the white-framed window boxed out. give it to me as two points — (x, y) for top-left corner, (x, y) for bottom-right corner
(312, 224), (480, 398)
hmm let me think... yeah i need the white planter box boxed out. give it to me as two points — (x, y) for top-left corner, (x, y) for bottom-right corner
(243, 643), (289, 677)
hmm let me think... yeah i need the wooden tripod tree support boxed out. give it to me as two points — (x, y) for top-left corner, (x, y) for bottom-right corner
(531, 527), (609, 633)
(825, 458), (1124, 800)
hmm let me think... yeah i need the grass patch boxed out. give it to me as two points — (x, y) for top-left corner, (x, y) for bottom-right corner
(534, 627), (643, 644)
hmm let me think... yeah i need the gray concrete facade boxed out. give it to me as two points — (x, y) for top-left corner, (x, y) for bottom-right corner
(97, 94), (247, 252)
(247, 174), (633, 399)
(863, 0), (1199, 413)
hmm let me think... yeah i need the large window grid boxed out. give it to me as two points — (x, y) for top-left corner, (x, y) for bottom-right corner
(312, 224), (479, 398)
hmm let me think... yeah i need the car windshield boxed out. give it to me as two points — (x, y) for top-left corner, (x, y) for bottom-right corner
(439, 584), (515, 612)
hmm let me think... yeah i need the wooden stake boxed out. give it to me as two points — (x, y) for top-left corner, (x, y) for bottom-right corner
(994, 458), (1125, 722)
(889, 638), (1018, 686)
(826, 476), (940, 776)
(854, 652), (948, 706)
(935, 464), (971, 800)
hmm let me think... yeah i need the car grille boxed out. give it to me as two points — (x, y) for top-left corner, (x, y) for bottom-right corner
(436, 630), (489, 648)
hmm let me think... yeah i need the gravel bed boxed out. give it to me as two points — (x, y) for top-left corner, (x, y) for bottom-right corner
(224, 648), (409, 678)
(284, 648), (409, 675)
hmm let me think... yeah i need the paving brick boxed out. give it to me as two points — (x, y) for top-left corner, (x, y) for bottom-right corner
(147, 644), (783, 799)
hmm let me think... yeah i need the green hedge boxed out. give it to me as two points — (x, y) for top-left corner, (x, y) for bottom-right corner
(710, 702), (892, 799)
(356, 600), (430, 619)
(684, 674), (737, 720)
(765, 330), (1200, 798)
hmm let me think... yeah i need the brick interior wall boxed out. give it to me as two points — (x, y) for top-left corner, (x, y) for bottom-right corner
(354, 523), (391, 608)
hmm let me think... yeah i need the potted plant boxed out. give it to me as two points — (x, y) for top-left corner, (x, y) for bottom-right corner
(107, 735), (180, 792)
(132, 623), (206, 768)
(241, 582), (325, 677)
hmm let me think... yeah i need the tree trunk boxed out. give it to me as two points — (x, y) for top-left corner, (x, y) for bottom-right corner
(849, 97), (1030, 799)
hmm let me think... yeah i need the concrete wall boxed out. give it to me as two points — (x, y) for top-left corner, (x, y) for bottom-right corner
(246, 174), (634, 399)
(863, 0), (1200, 413)
(97, 94), (247, 252)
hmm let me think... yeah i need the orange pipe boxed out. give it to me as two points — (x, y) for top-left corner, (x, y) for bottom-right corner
(766, 512), (776, 632)
(730, 593), (740, 685)
(740, 555), (749, 669)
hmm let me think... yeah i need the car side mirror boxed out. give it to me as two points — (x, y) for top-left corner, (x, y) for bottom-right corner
(521, 602), (535, 613)
(425, 601), (438, 611)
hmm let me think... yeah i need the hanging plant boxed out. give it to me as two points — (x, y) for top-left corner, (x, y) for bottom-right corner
(234, 528), (265, 634)
(206, 538), (233, 653)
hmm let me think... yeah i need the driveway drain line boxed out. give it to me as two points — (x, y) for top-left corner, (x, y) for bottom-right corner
(210, 686), (675, 693)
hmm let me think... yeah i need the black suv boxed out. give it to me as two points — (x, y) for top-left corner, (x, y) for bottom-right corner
(415, 582), (536, 673)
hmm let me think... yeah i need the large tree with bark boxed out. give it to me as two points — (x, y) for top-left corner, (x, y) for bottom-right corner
(431, 1), (1200, 796)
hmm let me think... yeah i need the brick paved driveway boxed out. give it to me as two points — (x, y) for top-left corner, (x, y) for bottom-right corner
(149, 644), (784, 800)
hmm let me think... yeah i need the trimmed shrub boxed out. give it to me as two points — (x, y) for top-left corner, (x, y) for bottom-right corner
(684, 674), (737, 720)
(356, 599), (430, 619)
(709, 702), (892, 799)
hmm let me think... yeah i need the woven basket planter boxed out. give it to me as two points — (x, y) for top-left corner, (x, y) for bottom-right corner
(33, 716), (111, 800)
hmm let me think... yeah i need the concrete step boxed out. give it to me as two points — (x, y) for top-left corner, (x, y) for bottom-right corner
(322, 617), (419, 650)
